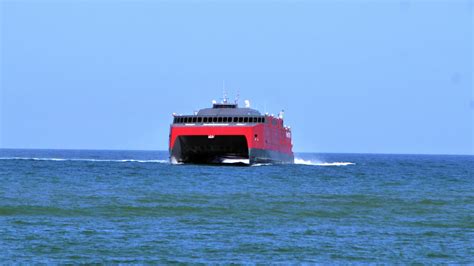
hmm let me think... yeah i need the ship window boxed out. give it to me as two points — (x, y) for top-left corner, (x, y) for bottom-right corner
(253, 117), (258, 123)
(223, 117), (228, 123)
(203, 117), (207, 123)
(218, 117), (223, 123)
(197, 117), (202, 123)
(192, 117), (197, 123)
(238, 117), (243, 123)
(233, 117), (238, 123)
(213, 117), (217, 123)
(258, 117), (262, 123)
(244, 117), (248, 123)
(228, 117), (232, 123)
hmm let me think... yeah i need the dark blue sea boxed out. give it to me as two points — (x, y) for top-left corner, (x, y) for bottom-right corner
(0, 149), (472, 263)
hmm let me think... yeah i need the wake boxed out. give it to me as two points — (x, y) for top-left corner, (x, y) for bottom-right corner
(0, 157), (354, 167)
(294, 158), (355, 166)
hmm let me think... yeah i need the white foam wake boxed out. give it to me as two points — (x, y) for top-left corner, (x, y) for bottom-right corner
(222, 158), (250, 164)
(0, 157), (169, 163)
(294, 158), (355, 166)
(251, 163), (272, 167)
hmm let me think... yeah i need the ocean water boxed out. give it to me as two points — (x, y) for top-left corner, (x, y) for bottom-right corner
(0, 149), (472, 263)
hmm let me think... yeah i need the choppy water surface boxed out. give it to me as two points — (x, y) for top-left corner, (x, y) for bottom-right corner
(0, 149), (472, 263)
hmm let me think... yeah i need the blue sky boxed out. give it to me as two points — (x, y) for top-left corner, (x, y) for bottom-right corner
(1, 1), (472, 154)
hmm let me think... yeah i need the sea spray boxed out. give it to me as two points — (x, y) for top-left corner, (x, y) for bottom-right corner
(294, 158), (355, 166)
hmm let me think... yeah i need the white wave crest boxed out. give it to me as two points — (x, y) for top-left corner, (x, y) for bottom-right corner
(0, 157), (169, 164)
(294, 158), (355, 166)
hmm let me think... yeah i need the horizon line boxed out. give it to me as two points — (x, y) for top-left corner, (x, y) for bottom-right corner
(0, 147), (472, 157)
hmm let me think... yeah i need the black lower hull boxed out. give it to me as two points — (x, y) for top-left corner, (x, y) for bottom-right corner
(170, 135), (293, 165)
(249, 148), (294, 164)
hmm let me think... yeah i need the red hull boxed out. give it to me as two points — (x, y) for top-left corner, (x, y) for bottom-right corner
(169, 115), (293, 164)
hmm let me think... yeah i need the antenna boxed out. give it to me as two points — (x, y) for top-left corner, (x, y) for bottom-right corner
(235, 90), (240, 105)
(222, 80), (228, 103)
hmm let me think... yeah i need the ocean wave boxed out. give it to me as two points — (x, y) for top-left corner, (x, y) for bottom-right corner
(0, 157), (169, 164)
(294, 158), (355, 166)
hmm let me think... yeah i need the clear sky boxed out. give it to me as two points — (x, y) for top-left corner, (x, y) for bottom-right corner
(0, 0), (472, 154)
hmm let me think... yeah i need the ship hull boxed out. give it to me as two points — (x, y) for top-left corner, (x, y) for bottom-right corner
(169, 124), (294, 165)
(249, 148), (294, 164)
